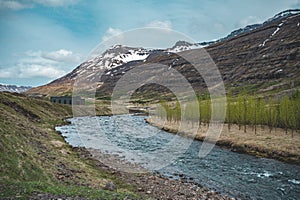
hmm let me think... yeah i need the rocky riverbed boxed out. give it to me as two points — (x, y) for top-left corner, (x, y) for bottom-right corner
(74, 147), (235, 200)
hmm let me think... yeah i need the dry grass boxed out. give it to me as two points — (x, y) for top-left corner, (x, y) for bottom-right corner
(25, 81), (74, 97)
(148, 117), (300, 164)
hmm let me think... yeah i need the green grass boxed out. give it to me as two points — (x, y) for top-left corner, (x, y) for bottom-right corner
(0, 181), (138, 199)
(0, 92), (140, 199)
(154, 91), (300, 133)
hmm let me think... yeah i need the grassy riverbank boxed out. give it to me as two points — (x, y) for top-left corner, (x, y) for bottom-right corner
(146, 117), (300, 165)
(0, 92), (138, 199)
(0, 92), (232, 200)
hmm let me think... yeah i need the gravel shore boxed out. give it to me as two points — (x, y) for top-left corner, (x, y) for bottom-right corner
(74, 147), (236, 200)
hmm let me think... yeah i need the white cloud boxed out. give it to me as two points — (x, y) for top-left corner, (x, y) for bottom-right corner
(238, 16), (263, 27)
(101, 27), (123, 42)
(98, 20), (172, 47)
(41, 49), (82, 63)
(0, 0), (79, 10)
(0, 70), (13, 78)
(25, 50), (42, 57)
(0, 0), (32, 10)
(18, 64), (65, 78)
(145, 20), (172, 29)
(0, 64), (65, 79)
(32, 0), (79, 7)
(0, 49), (81, 79)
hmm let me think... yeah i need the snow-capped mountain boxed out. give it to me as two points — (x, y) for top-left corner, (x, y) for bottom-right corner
(50, 42), (205, 85)
(27, 9), (300, 97)
(0, 84), (32, 93)
(266, 9), (300, 23)
(89, 45), (149, 70)
(41, 9), (300, 86)
(52, 45), (150, 83)
(166, 41), (202, 53)
(212, 9), (300, 43)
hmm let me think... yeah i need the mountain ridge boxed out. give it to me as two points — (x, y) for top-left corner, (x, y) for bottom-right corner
(26, 9), (300, 97)
(0, 84), (32, 93)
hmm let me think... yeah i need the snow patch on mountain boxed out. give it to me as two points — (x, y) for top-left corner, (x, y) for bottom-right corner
(166, 41), (202, 53)
(65, 42), (208, 82)
(0, 84), (32, 93)
(259, 20), (285, 47)
(267, 9), (300, 23)
(89, 45), (149, 70)
(59, 45), (152, 82)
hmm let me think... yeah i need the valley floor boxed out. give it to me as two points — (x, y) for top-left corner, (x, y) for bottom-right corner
(0, 92), (232, 199)
(146, 117), (300, 165)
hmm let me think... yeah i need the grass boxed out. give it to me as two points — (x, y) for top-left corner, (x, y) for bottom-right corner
(0, 92), (140, 199)
(154, 92), (300, 132)
(147, 91), (300, 164)
(0, 181), (137, 200)
(0, 181), (137, 199)
(148, 116), (300, 165)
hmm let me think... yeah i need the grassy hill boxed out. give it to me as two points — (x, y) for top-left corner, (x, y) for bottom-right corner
(0, 92), (138, 199)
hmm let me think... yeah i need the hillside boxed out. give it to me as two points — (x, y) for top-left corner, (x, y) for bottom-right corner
(206, 10), (300, 95)
(0, 92), (138, 199)
(26, 10), (300, 98)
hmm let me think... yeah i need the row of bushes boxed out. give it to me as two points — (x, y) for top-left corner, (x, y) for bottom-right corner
(155, 91), (300, 135)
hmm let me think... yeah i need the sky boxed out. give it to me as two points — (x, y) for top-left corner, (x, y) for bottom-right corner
(0, 0), (299, 87)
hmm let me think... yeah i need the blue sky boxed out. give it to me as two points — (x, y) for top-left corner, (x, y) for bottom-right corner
(0, 0), (299, 86)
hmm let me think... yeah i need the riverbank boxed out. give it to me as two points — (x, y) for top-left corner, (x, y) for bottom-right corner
(146, 117), (300, 165)
(0, 92), (139, 199)
(0, 92), (232, 199)
(74, 147), (234, 200)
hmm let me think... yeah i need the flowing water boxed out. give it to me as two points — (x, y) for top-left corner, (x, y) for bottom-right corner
(56, 114), (300, 199)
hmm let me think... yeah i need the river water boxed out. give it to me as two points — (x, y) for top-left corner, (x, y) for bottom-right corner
(56, 114), (300, 199)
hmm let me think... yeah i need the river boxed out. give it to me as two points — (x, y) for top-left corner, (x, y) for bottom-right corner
(56, 114), (300, 199)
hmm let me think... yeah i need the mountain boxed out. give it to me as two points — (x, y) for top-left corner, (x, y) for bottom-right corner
(55, 45), (150, 83)
(27, 45), (153, 96)
(167, 41), (202, 53)
(0, 84), (32, 93)
(210, 9), (300, 43)
(27, 9), (300, 98)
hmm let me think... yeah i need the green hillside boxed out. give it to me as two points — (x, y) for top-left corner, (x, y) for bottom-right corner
(0, 92), (138, 199)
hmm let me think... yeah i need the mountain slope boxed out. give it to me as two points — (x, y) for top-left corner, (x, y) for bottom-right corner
(0, 92), (138, 199)
(97, 10), (300, 99)
(206, 11), (300, 94)
(27, 46), (152, 96)
(27, 10), (300, 98)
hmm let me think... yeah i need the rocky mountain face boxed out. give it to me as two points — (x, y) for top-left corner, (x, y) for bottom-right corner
(206, 10), (300, 95)
(27, 9), (300, 98)
(214, 9), (300, 43)
(0, 84), (32, 93)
